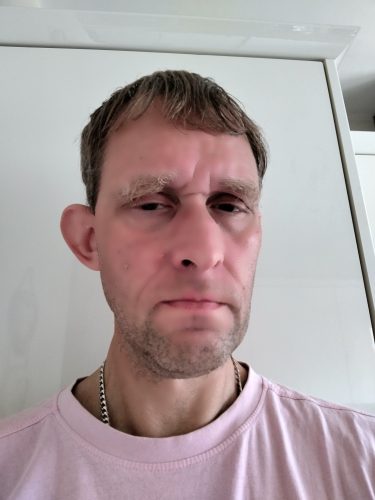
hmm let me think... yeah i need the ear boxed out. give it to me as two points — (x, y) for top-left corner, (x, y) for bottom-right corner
(60, 204), (99, 271)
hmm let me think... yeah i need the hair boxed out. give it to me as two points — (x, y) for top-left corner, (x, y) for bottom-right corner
(80, 70), (268, 212)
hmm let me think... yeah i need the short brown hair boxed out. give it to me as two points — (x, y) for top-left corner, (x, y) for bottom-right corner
(81, 70), (268, 212)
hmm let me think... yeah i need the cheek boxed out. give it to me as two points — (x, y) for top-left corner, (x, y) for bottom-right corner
(228, 226), (261, 281)
(246, 216), (262, 260)
(98, 236), (163, 292)
(96, 236), (133, 291)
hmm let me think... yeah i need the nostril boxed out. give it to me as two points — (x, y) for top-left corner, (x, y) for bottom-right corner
(181, 259), (194, 267)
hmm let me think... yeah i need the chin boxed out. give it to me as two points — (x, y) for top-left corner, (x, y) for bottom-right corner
(139, 339), (235, 380)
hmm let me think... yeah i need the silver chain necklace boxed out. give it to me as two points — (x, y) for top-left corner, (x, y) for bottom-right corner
(99, 355), (243, 426)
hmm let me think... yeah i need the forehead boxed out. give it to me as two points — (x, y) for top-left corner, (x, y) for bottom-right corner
(101, 106), (259, 194)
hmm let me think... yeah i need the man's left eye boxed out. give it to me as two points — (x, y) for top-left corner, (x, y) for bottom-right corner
(214, 202), (247, 213)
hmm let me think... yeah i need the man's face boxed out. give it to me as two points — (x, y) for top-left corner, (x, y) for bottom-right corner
(94, 105), (262, 379)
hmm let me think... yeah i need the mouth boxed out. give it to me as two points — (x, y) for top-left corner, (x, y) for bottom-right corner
(162, 300), (223, 310)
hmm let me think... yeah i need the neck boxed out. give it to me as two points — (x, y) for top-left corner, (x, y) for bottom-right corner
(74, 340), (247, 438)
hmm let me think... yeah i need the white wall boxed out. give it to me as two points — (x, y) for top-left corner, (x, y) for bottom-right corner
(1, 46), (374, 418)
(1, 1), (374, 129)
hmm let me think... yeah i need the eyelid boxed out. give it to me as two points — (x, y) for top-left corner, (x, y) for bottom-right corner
(128, 193), (177, 209)
(209, 193), (251, 207)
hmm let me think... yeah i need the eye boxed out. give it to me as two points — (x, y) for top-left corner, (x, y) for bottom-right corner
(131, 195), (175, 212)
(137, 202), (167, 211)
(215, 202), (243, 213)
(211, 195), (251, 214)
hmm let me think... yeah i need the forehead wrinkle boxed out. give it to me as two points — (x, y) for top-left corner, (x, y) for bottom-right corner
(116, 172), (177, 203)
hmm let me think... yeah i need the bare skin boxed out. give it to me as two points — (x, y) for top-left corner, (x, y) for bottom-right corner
(74, 338), (248, 437)
(62, 105), (260, 438)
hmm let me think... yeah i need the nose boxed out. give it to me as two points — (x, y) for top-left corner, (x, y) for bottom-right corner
(167, 202), (224, 272)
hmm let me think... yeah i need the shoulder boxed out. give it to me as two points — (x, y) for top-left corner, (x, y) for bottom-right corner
(0, 395), (57, 442)
(259, 376), (375, 447)
(263, 375), (375, 417)
(243, 374), (375, 498)
(0, 390), (72, 498)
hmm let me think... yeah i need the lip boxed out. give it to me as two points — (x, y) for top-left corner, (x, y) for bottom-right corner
(162, 300), (223, 310)
(163, 295), (223, 303)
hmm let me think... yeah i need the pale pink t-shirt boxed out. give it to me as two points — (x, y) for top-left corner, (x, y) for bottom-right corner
(0, 368), (374, 499)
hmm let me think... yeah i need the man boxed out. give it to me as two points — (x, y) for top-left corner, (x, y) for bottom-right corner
(0, 70), (374, 499)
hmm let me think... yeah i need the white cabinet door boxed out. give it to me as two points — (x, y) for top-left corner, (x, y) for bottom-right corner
(355, 153), (375, 318)
(0, 46), (373, 416)
(356, 155), (375, 247)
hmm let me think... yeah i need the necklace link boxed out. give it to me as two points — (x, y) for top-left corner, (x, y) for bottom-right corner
(99, 363), (110, 425)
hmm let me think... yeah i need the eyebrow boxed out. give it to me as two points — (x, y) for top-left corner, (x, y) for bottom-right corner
(116, 173), (177, 204)
(115, 173), (260, 205)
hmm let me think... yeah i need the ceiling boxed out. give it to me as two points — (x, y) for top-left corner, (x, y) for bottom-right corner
(1, 0), (374, 130)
